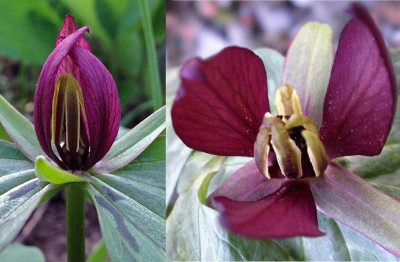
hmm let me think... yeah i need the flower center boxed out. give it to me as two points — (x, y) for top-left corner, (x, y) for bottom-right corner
(254, 85), (328, 179)
(51, 73), (89, 170)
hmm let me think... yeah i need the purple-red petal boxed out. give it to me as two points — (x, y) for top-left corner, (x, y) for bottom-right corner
(34, 27), (89, 168)
(69, 46), (120, 169)
(55, 15), (91, 86)
(171, 46), (270, 157)
(213, 179), (324, 238)
(320, 3), (397, 159)
(208, 159), (284, 205)
(56, 14), (91, 51)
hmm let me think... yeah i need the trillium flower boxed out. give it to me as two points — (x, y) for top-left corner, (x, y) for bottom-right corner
(171, 3), (399, 253)
(34, 14), (120, 171)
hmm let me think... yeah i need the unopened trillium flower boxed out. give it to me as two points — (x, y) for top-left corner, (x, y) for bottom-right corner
(34, 15), (120, 171)
(172, 2), (397, 247)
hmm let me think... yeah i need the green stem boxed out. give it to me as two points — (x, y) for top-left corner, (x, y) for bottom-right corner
(138, 0), (163, 110)
(66, 184), (86, 262)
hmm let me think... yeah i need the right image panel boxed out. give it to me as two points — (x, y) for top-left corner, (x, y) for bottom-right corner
(166, 1), (400, 261)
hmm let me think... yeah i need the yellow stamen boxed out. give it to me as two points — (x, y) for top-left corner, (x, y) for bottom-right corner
(275, 85), (302, 116)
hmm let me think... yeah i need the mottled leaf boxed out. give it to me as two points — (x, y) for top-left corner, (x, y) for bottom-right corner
(84, 136), (165, 262)
(95, 106), (166, 172)
(0, 141), (57, 252)
(0, 95), (44, 161)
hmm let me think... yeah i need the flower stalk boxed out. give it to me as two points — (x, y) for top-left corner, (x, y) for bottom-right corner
(66, 184), (86, 262)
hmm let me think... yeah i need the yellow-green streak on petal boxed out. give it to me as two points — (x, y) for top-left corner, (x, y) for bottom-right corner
(302, 130), (328, 177)
(51, 74), (87, 153)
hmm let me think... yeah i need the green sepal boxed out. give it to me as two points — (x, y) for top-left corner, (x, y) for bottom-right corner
(34, 156), (86, 184)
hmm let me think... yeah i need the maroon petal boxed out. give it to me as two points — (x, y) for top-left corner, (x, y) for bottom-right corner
(171, 46), (270, 157)
(69, 45), (121, 169)
(208, 159), (284, 205)
(319, 3), (397, 159)
(34, 27), (89, 167)
(56, 14), (91, 51)
(213, 179), (324, 238)
(55, 15), (91, 87)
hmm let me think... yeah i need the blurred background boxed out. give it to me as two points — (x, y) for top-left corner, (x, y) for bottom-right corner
(0, 0), (165, 260)
(167, 1), (400, 68)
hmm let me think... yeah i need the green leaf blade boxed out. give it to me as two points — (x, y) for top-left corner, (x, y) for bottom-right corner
(86, 135), (166, 261)
(34, 156), (86, 185)
(0, 96), (44, 161)
(95, 106), (166, 172)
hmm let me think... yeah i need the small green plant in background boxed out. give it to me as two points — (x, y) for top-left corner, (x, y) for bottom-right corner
(0, 0), (166, 261)
(0, 0), (165, 128)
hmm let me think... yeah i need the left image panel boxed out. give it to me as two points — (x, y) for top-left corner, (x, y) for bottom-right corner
(0, 0), (166, 261)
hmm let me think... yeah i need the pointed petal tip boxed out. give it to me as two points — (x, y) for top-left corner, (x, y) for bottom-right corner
(320, 3), (397, 158)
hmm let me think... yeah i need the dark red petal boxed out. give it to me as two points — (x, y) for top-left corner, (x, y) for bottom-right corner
(34, 27), (89, 167)
(208, 159), (284, 206)
(213, 179), (324, 238)
(69, 45), (121, 169)
(171, 46), (270, 157)
(55, 15), (91, 87)
(320, 3), (397, 159)
(56, 14), (91, 51)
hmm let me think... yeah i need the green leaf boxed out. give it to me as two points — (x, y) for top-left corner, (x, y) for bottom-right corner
(95, 106), (166, 172)
(0, 178), (55, 252)
(0, 243), (45, 262)
(34, 156), (86, 185)
(282, 22), (333, 127)
(116, 30), (143, 78)
(0, 141), (58, 252)
(0, 95), (44, 161)
(338, 142), (400, 181)
(83, 136), (166, 262)
(254, 48), (285, 114)
(87, 240), (108, 262)
(0, 123), (11, 142)
(0, 0), (60, 64)
(166, 68), (194, 204)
